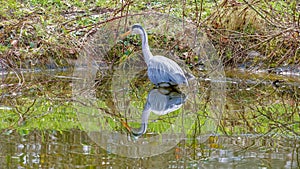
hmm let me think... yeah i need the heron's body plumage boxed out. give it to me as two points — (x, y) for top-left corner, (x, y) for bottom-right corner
(148, 56), (188, 86)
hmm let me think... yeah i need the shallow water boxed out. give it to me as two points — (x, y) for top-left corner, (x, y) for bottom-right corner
(0, 130), (299, 168)
(0, 67), (299, 168)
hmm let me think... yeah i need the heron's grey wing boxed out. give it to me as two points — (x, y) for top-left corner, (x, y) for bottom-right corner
(147, 67), (168, 85)
(148, 56), (187, 85)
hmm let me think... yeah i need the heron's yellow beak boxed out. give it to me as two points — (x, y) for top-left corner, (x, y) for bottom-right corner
(121, 30), (131, 38)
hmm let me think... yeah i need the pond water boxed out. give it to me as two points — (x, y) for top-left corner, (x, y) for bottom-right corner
(0, 67), (299, 168)
(1, 129), (299, 168)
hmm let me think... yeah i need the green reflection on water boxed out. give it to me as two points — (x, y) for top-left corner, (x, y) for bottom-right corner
(0, 68), (299, 167)
(1, 68), (299, 135)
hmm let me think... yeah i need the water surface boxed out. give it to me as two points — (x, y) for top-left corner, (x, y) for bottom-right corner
(0, 68), (299, 168)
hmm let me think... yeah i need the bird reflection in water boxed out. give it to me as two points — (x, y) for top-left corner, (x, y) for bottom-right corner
(128, 86), (187, 138)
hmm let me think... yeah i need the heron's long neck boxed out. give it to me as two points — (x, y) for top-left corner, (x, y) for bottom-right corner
(140, 29), (153, 65)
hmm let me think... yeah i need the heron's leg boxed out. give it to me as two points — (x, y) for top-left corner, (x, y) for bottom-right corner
(157, 82), (171, 88)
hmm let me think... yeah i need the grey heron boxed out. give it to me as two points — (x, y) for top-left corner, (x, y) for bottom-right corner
(122, 24), (189, 87)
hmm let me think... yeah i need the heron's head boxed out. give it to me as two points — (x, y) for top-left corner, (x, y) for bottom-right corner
(121, 24), (145, 37)
(131, 24), (145, 35)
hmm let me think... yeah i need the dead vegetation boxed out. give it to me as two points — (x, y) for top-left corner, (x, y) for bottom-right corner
(0, 0), (299, 70)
